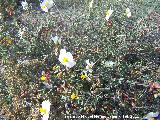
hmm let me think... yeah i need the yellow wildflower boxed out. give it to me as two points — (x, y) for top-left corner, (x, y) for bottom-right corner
(105, 9), (113, 21)
(7, 39), (12, 45)
(3, 37), (12, 45)
(41, 75), (46, 81)
(71, 93), (78, 100)
(52, 65), (60, 71)
(80, 73), (87, 80)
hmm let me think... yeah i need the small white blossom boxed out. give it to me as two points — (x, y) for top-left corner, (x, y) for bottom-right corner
(0, 65), (5, 74)
(51, 35), (61, 45)
(43, 82), (52, 89)
(89, 0), (94, 9)
(86, 59), (94, 73)
(17, 59), (29, 65)
(40, 100), (51, 120)
(21, 0), (28, 10)
(58, 49), (76, 68)
(154, 93), (160, 98)
(126, 8), (131, 18)
(105, 9), (113, 21)
(40, 0), (54, 12)
(18, 28), (26, 39)
(143, 112), (159, 120)
(104, 61), (115, 67)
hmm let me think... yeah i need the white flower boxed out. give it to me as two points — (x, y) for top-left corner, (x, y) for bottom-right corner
(17, 59), (29, 65)
(51, 35), (61, 44)
(18, 28), (25, 39)
(126, 8), (131, 18)
(89, 0), (94, 9)
(40, 0), (54, 12)
(143, 112), (159, 120)
(58, 49), (76, 68)
(154, 93), (160, 98)
(105, 61), (115, 67)
(105, 9), (113, 21)
(40, 100), (51, 120)
(43, 82), (53, 89)
(21, 0), (28, 10)
(86, 59), (94, 73)
(0, 65), (5, 74)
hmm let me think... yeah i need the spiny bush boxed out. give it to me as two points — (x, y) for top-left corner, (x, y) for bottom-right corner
(0, 0), (160, 119)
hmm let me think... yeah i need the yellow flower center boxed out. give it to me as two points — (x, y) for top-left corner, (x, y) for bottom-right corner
(41, 5), (46, 9)
(45, 1), (49, 5)
(71, 93), (78, 100)
(63, 57), (69, 63)
(52, 66), (56, 70)
(40, 75), (46, 81)
(3, 37), (12, 45)
(53, 66), (59, 71)
(89, 65), (93, 69)
(40, 108), (47, 114)
(106, 10), (111, 16)
(7, 39), (12, 44)
(80, 74), (87, 80)
(150, 118), (155, 120)
(126, 11), (129, 14)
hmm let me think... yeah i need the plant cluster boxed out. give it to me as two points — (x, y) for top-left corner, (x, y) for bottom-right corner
(0, 0), (160, 120)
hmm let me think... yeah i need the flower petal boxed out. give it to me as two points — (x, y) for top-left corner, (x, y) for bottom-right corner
(65, 61), (76, 68)
(58, 49), (76, 68)
(58, 49), (67, 63)
(60, 49), (66, 54)
(144, 112), (159, 119)
(42, 114), (50, 120)
(85, 59), (90, 65)
(42, 100), (51, 112)
(66, 52), (74, 61)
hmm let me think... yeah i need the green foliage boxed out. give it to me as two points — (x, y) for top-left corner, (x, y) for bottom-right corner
(0, 0), (160, 119)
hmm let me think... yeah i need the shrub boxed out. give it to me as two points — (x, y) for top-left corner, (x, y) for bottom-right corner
(0, 0), (160, 119)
